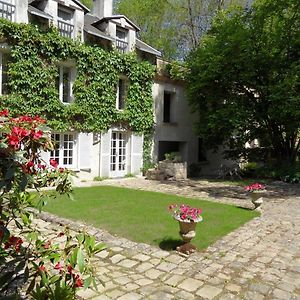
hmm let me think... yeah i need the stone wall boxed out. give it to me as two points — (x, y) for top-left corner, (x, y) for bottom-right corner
(146, 161), (187, 180)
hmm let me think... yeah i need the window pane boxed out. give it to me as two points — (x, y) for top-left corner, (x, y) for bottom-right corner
(116, 30), (126, 41)
(118, 79), (126, 110)
(1, 53), (9, 95)
(163, 92), (171, 123)
(62, 68), (71, 103)
(58, 8), (73, 22)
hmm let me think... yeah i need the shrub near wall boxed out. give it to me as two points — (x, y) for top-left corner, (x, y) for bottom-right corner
(0, 19), (155, 135)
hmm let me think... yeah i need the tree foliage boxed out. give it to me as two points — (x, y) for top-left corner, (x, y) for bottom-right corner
(115, 0), (250, 59)
(187, 0), (300, 163)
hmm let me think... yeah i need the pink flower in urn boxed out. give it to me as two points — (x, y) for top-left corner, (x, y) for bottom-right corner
(245, 183), (265, 192)
(168, 203), (203, 222)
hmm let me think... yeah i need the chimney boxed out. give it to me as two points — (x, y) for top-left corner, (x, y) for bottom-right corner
(92, 0), (113, 19)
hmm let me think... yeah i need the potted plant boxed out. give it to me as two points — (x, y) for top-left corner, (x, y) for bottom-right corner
(168, 204), (202, 254)
(245, 182), (266, 210)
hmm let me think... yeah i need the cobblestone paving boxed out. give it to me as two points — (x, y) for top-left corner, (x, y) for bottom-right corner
(35, 178), (300, 299)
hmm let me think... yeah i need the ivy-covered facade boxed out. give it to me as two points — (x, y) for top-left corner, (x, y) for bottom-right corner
(0, 0), (162, 179)
(0, 0), (203, 179)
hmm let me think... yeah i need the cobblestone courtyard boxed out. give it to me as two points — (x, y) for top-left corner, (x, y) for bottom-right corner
(34, 178), (300, 300)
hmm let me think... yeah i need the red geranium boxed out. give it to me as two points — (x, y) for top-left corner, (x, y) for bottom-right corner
(168, 204), (203, 222)
(245, 183), (265, 192)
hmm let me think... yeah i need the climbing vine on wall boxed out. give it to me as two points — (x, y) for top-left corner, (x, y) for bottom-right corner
(0, 19), (155, 134)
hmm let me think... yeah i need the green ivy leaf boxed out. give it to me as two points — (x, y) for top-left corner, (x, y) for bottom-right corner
(77, 248), (85, 273)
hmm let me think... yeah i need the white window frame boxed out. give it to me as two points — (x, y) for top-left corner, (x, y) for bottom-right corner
(116, 76), (128, 111)
(58, 64), (76, 104)
(116, 27), (128, 53)
(57, 5), (74, 39)
(0, 0), (15, 22)
(50, 133), (78, 169)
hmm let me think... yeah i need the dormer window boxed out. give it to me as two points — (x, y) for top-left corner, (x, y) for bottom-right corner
(116, 28), (128, 53)
(57, 5), (74, 39)
(0, 0), (15, 21)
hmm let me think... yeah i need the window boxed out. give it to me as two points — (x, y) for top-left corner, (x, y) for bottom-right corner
(198, 138), (206, 162)
(58, 65), (75, 104)
(0, 51), (8, 95)
(57, 5), (74, 38)
(163, 91), (173, 123)
(0, 0), (15, 21)
(50, 133), (76, 167)
(116, 77), (128, 110)
(116, 28), (128, 53)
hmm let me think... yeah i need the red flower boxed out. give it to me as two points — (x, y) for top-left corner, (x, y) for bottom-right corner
(50, 159), (58, 168)
(7, 134), (20, 149)
(42, 241), (51, 249)
(27, 161), (34, 168)
(37, 265), (46, 273)
(74, 275), (83, 288)
(4, 236), (23, 252)
(0, 109), (9, 117)
(32, 130), (43, 140)
(38, 164), (46, 170)
(67, 265), (73, 274)
(54, 262), (63, 270)
(245, 183), (265, 192)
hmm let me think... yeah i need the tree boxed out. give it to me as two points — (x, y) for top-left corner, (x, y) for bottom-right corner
(187, 0), (300, 164)
(80, 0), (92, 9)
(115, 0), (250, 59)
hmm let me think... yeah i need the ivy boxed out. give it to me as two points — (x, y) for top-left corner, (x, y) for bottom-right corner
(0, 19), (155, 135)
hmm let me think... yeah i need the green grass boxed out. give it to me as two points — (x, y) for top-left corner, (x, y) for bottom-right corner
(41, 186), (259, 250)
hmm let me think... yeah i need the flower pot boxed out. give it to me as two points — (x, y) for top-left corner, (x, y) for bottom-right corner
(178, 220), (197, 243)
(174, 216), (202, 255)
(250, 192), (264, 210)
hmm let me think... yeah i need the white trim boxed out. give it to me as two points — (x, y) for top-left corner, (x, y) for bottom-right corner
(58, 64), (76, 104)
(50, 132), (78, 169)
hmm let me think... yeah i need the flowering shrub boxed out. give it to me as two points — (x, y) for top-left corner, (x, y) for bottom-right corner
(168, 204), (203, 222)
(245, 182), (266, 192)
(0, 110), (105, 298)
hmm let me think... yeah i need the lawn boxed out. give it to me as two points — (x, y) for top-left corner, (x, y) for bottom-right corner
(41, 186), (259, 250)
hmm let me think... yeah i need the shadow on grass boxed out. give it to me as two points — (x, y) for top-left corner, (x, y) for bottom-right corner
(154, 236), (184, 251)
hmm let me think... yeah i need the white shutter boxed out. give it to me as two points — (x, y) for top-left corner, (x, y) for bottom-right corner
(131, 133), (143, 175)
(78, 132), (93, 170)
(100, 130), (111, 177)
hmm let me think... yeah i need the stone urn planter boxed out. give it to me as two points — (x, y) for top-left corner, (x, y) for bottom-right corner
(250, 192), (264, 210)
(168, 204), (203, 255)
(174, 215), (203, 255)
(245, 183), (266, 211)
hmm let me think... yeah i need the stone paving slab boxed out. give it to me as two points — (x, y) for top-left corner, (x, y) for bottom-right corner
(15, 179), (300, 299)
